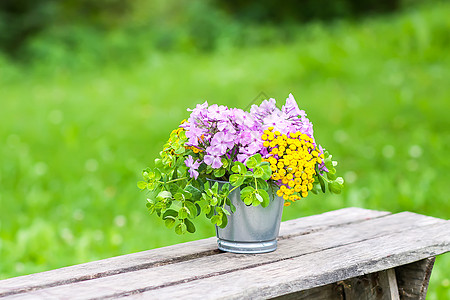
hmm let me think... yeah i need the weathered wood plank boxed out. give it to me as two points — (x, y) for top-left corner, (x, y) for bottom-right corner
(129, 222), (450, 300)
(4, 212), (447, 299)
(275, 269), (401, 300)
(279, 207), (390, 238)
(0, 207), (387, 296)
(342, 269), (399, 300)
(395, 257), (435, 300)
(272, 282), (344, 300)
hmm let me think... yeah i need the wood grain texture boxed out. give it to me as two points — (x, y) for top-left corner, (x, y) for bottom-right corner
(274, 268), (401, 300)
(132, 222), (449, 300)
(396, 257), (436, 300)
(2, 211), (448, 299)
(272, 282), (344, 300)
(0, 207), (387, 297)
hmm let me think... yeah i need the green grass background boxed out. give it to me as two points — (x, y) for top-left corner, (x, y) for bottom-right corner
(0, 2), (449, 298)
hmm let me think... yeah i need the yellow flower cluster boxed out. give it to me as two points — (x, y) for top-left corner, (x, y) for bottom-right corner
(261, 127), (324, 206)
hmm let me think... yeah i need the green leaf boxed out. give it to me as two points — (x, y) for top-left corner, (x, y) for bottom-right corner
(162, 209), (178, 219)
(229, 202), (237, 213)
(241, 186), (255, 198)
(256, 178), (268, 190)
(246, 156), (257, 169)
(146, 203), (155, 214)
(221, 158), (229, 169)
(222, 208), (231, 216)
(243, 195), (253, 205)
(231, 161), (247, 174)
(218, 214), (228, 229)
(182, 190), (192, 200)
(137, 181), (148, 190)
(253, 153), (262, 164)
(257, 189), (270, 208)
(204, 181), (210, 191)
(157, 191), (172, 201)
(206, 206), (215, 219)
(318, 175), (326, 193)
(174, 146), (185, 155)
(174, 192), (185, 201)
(175, 223), (187, 235)
(252, 197), (261, 206)
(155, 158), (164, 169)
(229, 174), (243, 186)
(184, 201), (197, 218)
(178, 207), (188, 219)
(164, 218), (176, 229)
(253, 166), (264, 178)
(214, 168), (226, 178)
(220, 183), (230, 194)
(211, 181), (219, 194)
(260, 164), (272, 180)
(153, 168), (162, 181)
(327, 172), (337, 180)
(185, 185), (202, 200)
(329, 180), (343, 194)
(184, 219), (196, 233)
(211, 215), (222, 226)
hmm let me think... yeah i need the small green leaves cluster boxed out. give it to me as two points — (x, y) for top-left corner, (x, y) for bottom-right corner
(229, 154), (273, 207)
(312, 150), (344, 195)
(138, 151), (275, 235)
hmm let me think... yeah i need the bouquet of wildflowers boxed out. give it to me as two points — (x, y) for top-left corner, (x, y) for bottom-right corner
(138, 94), (343, 234)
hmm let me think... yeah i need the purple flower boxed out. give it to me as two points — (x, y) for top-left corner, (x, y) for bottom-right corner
(185, 155), (201, 179)
(282, 93), (306, 119)
(250, 98), (278, 120)
(209, 132), (235, 155)
(204, 154), (223, 169)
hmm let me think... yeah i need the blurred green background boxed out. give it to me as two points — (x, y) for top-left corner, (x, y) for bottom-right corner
(0, 0), (449, 298)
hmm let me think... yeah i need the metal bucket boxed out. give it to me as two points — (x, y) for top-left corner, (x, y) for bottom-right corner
(213, 180), (284, 254)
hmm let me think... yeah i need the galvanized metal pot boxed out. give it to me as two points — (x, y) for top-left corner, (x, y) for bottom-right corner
(212, 180), (284, 254)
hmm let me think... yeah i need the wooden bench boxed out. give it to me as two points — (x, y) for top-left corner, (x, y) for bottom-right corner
(0, 207), (449, 299)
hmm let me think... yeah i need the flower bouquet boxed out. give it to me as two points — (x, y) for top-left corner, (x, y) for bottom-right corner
(138, 94), (343, 252)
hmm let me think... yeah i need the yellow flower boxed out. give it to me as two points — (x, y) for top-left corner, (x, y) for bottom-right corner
(282, 178), (289, 185)
(261, 134), (268, 140)
(288, 180), (295, 187)
(279, 169), (286, 176)
(284, 201), (291, 206)
(271, 148), (278, 155)
(274, 131), (281, 136)
(286, 173), (294, 180)
(277, 162), (284, 169)
(269, 157), (277, 165)
(276, 189), (284, 197)
(301, 191), (308, 198)
(263, 141), (270, 147)
(268, 126), (274, 131)
(294, 185), (301, 192)
(270, 165), (277, 172)
(294, 178), (302, 184)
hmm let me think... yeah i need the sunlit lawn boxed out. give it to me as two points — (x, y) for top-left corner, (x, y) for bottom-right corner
(0, 2), (449, 298)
